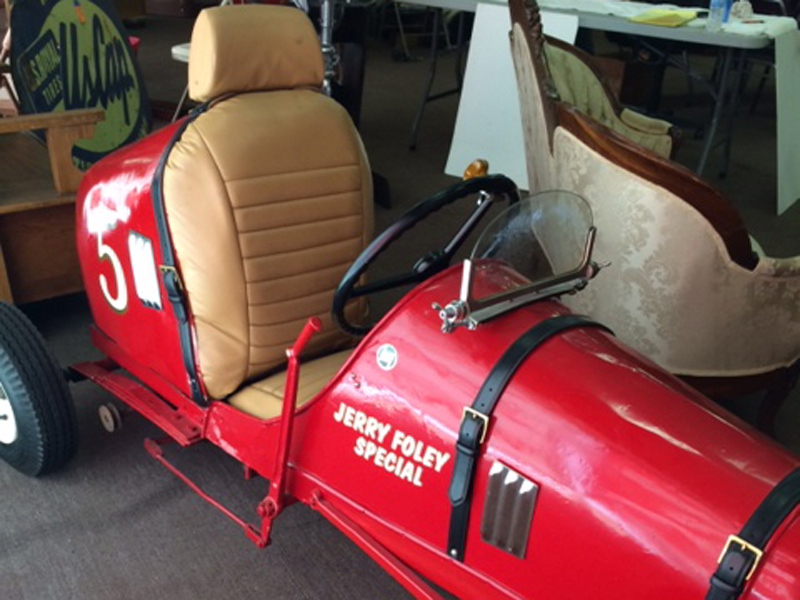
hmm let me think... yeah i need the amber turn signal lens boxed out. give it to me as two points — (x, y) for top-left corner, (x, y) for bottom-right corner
(462, 159), (489, 181)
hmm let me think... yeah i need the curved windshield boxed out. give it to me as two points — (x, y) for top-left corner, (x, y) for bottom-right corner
(469, 190), (594, 301)
(432, 190), (600, 333)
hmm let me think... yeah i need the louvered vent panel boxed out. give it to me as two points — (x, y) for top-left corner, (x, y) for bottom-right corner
(480, 461), (538, 559)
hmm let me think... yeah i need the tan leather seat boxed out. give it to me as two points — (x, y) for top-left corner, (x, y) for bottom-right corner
(162, 6), (373, 418)
(228, 350), (351, 420)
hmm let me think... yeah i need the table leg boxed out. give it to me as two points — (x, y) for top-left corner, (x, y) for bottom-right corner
(720, 49), (748, 178)
(749, 64), (771, 115)
(409, 8), (442, 150)
(454, 12), (467, 89)
(441, 8), (454, 50)
(394, 1), (413, 61)
(682, 50), (694, 105)
(697, 47), (734, 177)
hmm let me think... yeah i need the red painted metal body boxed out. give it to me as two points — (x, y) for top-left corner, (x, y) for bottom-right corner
(76, 120), (193, 399)
(74, 130), (800, 599)
(286, 268), (800, 599)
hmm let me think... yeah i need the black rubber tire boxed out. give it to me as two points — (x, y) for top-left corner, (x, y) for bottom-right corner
(0, 302), (78, 476)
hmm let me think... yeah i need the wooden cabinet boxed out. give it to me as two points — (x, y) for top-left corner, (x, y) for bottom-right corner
(0, 109), (103, 304)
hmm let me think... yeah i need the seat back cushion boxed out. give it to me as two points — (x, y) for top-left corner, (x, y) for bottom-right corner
(188, 5), (323, 102)
(163, 91), (373, 399)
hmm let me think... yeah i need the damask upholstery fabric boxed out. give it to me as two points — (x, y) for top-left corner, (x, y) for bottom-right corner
(511, 19), (800, 378)
(163, 91), (372, 399)
(544, 44), (674, 158)
(511, 23), (557, 194)
(753, 251), (800, 278)
(553, 128), (800, 376)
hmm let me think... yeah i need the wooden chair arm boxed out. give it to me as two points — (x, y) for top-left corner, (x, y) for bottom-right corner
(0, 108), (105, 193)
(667, 125), (683, 159)
(0, 108), (104, 135)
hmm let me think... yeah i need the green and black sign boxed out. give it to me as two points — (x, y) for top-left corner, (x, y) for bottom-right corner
(10, 0), (152, 170)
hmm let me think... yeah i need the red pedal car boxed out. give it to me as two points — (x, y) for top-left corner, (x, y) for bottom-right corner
(0, 4), (798, 599)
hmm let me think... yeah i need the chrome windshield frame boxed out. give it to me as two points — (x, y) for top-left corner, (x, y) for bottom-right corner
(433, 226), (600, 333)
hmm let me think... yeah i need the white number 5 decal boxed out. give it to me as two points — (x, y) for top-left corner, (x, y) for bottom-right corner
(98, 234), (128, 313)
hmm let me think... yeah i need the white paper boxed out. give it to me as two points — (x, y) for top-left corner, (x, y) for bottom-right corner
(445, 4), (578, 189)
(776, 29), (800, 215)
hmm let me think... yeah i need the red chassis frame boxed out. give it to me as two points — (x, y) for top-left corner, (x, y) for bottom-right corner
(70, 316), (442, 598)
(70, 121), (800, 599)
(67, 266), (800, 600)
(72, 121), (448, 595)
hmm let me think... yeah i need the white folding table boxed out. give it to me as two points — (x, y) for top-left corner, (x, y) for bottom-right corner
(402, 0), (800, 214)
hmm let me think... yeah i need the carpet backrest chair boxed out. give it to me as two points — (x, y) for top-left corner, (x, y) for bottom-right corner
(508, 0), (800, 432)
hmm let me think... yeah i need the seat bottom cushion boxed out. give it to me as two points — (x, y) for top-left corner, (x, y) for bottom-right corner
(227, 349), (352, 420)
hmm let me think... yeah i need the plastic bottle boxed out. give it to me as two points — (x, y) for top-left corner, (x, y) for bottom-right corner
(723, 0), (734, 22)
(707, 0), (725, 31)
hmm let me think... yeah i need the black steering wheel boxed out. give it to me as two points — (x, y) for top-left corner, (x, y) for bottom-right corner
(332, 174), (520, 336)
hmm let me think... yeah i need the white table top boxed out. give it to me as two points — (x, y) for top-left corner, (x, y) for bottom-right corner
(557, 10), (770, 48)
(399, 0), (773, 49)
(170, 1), (779, 63)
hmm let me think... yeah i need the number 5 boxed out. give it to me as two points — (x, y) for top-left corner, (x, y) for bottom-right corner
(98, 234), (128, 313)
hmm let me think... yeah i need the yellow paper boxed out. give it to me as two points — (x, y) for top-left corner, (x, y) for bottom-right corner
(629, 9), (697, 27)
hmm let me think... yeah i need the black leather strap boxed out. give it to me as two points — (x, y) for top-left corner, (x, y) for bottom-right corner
(707, 467), (800, 600)
(446, 314), (612, 561)
(151, 105), (208, 405)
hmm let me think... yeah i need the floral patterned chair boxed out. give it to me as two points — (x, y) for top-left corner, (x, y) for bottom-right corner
(543, 35), (678, 159)
(509, 0), (800, 432)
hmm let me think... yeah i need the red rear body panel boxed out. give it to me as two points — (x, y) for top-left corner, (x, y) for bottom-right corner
(76, 121), (193, 397)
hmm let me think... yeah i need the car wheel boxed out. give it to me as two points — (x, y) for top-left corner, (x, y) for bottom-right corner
(0, 302), (78, 476)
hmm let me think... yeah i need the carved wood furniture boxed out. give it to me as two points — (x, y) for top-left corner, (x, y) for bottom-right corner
(0, 108), (103, 304)
(509, 0), (800, 432)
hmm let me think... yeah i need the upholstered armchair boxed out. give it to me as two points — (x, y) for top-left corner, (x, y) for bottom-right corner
(543, 35), (678, 159)
(509, 0), (800, 431)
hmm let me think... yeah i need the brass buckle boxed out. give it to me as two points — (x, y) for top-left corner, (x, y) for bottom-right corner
(717, 535), (764, 581)
(461, 407), (489, 444)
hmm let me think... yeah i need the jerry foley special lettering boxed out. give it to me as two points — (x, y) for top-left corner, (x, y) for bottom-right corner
(333, 402), (450, 487)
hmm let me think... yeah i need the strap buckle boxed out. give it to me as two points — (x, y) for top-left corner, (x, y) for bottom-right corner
(717, 535), (764, 581)
(159, 265), (184, 294)
(461, 407), (489, 444)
